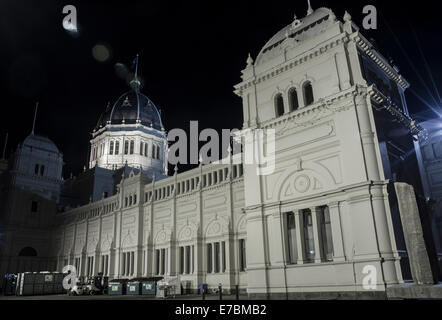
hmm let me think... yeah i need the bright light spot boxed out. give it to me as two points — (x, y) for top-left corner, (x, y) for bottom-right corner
(64, 24), (77, 32)
(92, 44), (111, 62)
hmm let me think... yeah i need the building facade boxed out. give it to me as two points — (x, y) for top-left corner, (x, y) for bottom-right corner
(417, 116), (442, 254)
(0, 133), (63, 278)
(0, 4), (432, 298)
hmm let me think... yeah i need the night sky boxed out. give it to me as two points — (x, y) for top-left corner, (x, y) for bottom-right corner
(1, 0), (441, 177)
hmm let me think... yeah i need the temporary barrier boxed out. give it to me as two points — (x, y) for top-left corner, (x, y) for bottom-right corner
(16, 272), (66, 296)
(3, 274), (17, 296)
(126, 281), (142, 295)
(181, 281), (192, 295)
(107, 279), (127, 295)
(141, 281), (156, 295)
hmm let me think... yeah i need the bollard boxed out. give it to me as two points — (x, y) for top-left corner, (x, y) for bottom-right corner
(218, 283), (222, 300)
(235, 284), (239, 300)
(202, 287), (206, 300)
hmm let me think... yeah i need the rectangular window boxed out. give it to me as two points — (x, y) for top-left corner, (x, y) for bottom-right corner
(320, 206), (334, 262)
(31, 201), (38, 213)
(75, 257), (80, 274)
(122, 253), (126, 276)
(130, 140), (134, 154)
(115, 141), (120, 155)
(86, 257), (93, 276)
(287, 212), (298, 264)
(222, 242), (226, 273)
(103, 255), (109, 276)
(214, 242), (220, 273)
(185, 246), (191, 274)
(124, 141), (129, 155)
(101, 255), (105, 274)
(192, 245), (195, 273)
(110, 141), (114, 155)
(161, 249), (166, 275)
(130, 252), (134, 276)
(239, 239), (246, 272)
(303, 209), (315, 263)
(155, 250), (160, 275)
(207, 244), (212, 273)
(179, 247), (184, 274)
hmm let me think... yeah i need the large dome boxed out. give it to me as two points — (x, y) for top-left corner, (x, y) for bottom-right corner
(95, 90), (164, 131)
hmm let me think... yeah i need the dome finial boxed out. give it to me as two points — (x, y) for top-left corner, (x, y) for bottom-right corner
(246, 53), (254, 67)
(130, 54), (142, 91)
(307, 0), (313, 15)
(343, 11), (352, 22)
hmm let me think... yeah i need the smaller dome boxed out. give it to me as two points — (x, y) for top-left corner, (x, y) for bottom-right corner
(22, 134), (60, 154)
(95, 90), (164, 131)
(256, 7), (333, 65)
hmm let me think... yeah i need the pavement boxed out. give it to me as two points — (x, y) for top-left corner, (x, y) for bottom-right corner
(0, 293), (248, 300)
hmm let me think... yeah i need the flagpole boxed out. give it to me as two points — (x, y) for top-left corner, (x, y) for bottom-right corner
(32, 102), (39, 135)
(135, 54), (139, 80)
(2, 132), (8, 160)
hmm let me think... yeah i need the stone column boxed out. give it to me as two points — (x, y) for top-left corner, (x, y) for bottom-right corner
(311, 207), (324, 263)
(394, 183), (435, 285)
(294, 210), (306, 264)
(329, 203), (345, 262)
(354, 92), (381, 181)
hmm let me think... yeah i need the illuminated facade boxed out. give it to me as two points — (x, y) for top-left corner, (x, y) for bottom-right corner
(0, 4), (431, 299)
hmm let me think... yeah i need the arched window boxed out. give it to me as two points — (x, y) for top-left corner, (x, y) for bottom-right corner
(115, 141), (120, 155)
(153, 145), (157, 159)
(19, 247), (37, 257)
(156, 145), (161, 160)
(140, 142), (144, 155)
(288, 88), (299, 111)
(109, 141), (114, 155)
(40, 165), (45, 176)
(303, 82), (314, 106)
(275, 94), (284, 117)
(124, 141), (129, 155)
(34, 164), (39, 175)
(144, 143), (148, 157)
(130, 141), (134, 154)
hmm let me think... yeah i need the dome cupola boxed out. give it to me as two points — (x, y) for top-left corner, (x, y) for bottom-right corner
(89, 56), (168, 176)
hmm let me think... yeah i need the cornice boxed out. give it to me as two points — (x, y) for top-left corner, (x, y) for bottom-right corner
(351, 32), (410, 90)
(234, 33), (349, 96)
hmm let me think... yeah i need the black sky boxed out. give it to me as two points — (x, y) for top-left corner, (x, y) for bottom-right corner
(1, 0), (441, 177)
